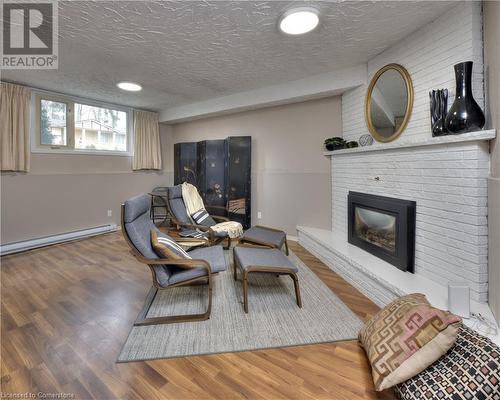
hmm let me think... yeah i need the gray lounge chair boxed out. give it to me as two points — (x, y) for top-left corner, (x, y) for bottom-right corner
(121, 194), (227, 326)
(166, 184), (232, 248)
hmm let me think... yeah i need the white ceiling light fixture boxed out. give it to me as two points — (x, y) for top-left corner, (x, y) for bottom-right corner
(279, 7), (319, 35)
(117, 81), (142, 92)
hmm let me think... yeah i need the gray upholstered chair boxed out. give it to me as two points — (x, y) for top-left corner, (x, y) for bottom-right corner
(166, 184), (232, 248)
(121, 194), (227, 326)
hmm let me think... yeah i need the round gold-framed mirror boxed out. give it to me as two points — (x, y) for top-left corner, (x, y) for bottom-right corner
(365, 63), (414, 143)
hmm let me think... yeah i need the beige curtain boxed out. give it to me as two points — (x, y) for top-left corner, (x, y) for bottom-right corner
(133, 110), (162, 170)
(0, 82), (31, 172)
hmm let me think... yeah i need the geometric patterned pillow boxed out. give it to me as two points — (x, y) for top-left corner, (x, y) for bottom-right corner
(394, 325), (500, 400)
(359, 293), (462, 391)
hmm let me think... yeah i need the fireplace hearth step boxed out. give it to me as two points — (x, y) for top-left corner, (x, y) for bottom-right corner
(296, 225), (499, 345)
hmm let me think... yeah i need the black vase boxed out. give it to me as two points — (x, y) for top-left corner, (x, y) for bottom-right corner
(445, 61), (485, 134)
(430, 89), (448, 136)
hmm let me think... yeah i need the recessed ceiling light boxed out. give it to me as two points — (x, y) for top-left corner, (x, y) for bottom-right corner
(279, 7), (319, 35)
(117, 82), (142, 92)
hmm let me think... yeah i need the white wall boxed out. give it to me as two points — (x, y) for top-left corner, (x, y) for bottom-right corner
(167, 97), (341, 235)
(342, 2), (483, 143)
(1, 125), (174, 244)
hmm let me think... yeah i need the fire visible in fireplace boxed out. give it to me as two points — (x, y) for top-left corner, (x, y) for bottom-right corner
(354, 207), (396, 254)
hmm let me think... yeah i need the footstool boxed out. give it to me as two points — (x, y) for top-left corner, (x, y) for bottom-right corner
(239, 225), (289, 255)
(233, 246), (302, 313)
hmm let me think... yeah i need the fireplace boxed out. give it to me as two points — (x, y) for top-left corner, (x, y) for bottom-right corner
(348, 192), (416, 273)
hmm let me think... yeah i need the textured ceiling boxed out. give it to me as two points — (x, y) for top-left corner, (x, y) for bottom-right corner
(2, 1), (455, 111)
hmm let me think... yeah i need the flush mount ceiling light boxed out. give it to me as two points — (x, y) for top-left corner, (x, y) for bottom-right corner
(117, 82), (142, 92)
(279, 7), (319, 35)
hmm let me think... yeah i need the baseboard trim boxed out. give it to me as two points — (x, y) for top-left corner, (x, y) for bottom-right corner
(0, 224), (118, 256)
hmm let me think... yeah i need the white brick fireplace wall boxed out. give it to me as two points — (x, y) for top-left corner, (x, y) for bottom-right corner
(297, 131), (497, 343)
(331, 139), (490, 302)
(342, 2), (483, 143)
(297, 1), (499, 340)
(320, 2), (490, 302)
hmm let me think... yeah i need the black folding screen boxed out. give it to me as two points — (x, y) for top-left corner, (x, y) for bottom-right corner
(198, 139), (227, 217)
(174, 136), (251, 229)
(173, 142), (197, 185)
(225, 137), (252, 228)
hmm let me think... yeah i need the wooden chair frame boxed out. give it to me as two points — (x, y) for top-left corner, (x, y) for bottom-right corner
(233, 247), (302, 314)
(165, 194), (232, 249)
(238, 225), (289, 255)
(121, 204), (215, 326)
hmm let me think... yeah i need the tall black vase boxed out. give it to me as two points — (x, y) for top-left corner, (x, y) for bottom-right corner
(445, 61), (485, 134)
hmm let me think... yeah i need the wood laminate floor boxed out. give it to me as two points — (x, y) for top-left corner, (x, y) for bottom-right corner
(1, 232), (394, 399)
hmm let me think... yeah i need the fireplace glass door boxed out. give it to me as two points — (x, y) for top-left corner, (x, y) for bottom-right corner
(348, 192), (415, 273)
(353, 206), (397, 255)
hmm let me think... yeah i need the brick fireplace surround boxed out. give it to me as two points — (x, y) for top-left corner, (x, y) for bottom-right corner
(297, 130), (498, 343)
(296, 2), (500, 342)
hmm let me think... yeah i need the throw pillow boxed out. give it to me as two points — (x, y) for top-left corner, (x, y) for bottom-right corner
(151, 230), (192, 259)
(191, 208), (216, 227)
(359, 293), (462, 391)
(394, 325), (499, 400)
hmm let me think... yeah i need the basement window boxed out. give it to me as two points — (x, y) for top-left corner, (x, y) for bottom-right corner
(40, 99), (68, 146)
(33, 93), (133, 156)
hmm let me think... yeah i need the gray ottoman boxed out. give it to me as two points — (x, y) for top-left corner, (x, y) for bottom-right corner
(239, 225), (289, 255)
(233, 246), (302, 313)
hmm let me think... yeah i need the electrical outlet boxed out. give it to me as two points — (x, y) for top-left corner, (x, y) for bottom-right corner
(107, 210), (112, 217)
(257, 211), (262, 219)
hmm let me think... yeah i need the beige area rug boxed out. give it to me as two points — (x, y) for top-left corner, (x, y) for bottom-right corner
(117, 250), (363, 362)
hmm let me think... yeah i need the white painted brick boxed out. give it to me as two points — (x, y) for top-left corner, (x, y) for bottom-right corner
(331, 140), (490, 302)
(342, 2), (484, 143)
(417, 230), (488, 256)
(332, 3), (488, 302)
(298, 232), (400, 307)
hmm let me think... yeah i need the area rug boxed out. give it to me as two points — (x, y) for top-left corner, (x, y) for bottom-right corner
(117, 250), (363, 362)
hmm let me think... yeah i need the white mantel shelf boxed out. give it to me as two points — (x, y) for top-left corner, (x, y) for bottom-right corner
(324, 129), (496, 156)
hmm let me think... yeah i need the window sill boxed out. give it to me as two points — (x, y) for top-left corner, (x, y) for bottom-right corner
(31, 147), (133, 157)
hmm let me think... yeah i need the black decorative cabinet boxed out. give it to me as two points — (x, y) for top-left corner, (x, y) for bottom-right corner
(174, 142), (197, 185)
(174, 136), (251, 229)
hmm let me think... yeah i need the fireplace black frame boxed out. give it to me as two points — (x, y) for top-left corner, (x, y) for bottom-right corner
(348, 191), (416, 273)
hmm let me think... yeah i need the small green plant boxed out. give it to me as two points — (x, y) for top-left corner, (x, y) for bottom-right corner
(324, 137), (346, 151)
(324, 137), (345, 145)
(345, 141), (359, 148)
